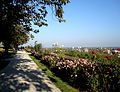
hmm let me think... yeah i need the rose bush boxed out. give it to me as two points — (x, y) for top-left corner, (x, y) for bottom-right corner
(26, 47), (120, 92)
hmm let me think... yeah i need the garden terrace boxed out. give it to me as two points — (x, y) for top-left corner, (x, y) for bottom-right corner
(26, 47), (120, 92)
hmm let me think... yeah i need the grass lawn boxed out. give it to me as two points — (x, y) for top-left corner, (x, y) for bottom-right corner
(0, 48), (4, 52)
(30, 55), (79, 92)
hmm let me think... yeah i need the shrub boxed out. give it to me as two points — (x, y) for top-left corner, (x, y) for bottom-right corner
(28, 48), (120, 92)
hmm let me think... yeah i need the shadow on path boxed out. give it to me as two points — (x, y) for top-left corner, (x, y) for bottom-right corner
(0, 51), (60, 92)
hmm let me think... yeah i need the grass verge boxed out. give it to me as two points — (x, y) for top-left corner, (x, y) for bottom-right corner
(30, 55), (79, 92)
(0, 48), (4, 52)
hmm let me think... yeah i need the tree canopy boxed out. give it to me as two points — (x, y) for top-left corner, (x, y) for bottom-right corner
(0, 0), (70, 52)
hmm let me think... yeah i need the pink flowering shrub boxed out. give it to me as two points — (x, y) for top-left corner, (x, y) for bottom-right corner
(27, 47), (120, 92)
(40, 53), (120, 92)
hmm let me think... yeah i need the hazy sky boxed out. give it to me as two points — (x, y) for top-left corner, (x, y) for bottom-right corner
(26, 0), (120, 47)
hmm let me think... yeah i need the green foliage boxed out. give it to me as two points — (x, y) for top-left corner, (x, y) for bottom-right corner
(30, 55), (79, 92)
(0, 48), (4, 52)
(52, 48), (66, 55)
(10, 29), (29, 49)
(66, 50), (93, 59)
(34, 43), (42, 51)
(27, 48), (120, 92)
(0, 0), (70, 52)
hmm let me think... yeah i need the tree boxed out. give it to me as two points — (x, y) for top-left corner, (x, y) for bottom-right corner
(0, 0), (70, 53)
(1, 25), (30, 52)
(10, 26), (30, 50)
(34, 42), (42, 51)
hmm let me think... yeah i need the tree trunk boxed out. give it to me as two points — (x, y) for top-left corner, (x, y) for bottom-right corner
(4, 42), (9, 54)
(14, 45), (18, 51)
(5, 47), (9, 54)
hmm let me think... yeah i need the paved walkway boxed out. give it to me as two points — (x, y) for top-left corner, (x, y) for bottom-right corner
(0, 51), (61, 92)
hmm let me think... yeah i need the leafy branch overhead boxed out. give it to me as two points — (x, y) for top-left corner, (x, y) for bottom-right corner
(0, 0), (70, 52)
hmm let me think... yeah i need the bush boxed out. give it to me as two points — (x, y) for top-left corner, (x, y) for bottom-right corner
(34, 43), (42, 51)
(28, 48), (120, 92)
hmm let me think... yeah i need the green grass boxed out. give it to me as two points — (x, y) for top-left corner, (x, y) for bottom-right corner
(30, 55), (79, 92)
(8, 50), (17, 54)
(0, 48), (16, 53)
(0, 48), (4, 52)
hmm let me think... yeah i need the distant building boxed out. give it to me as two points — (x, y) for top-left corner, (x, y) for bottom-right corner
(107, 50), (111, 54)
(112, 48), (120, 54)
(72, 47), (74, 49)
(72, 47), (82, 52)
(52, 43), (64, 48)
(84, 48), (89, 52)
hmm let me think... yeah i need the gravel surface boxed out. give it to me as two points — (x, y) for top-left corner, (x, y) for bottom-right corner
(0, 51), (61, 92)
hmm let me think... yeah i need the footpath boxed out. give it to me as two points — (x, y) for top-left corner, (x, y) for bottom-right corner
(0, 51), (61, 92)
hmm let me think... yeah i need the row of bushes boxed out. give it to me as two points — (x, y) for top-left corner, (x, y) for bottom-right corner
(26, 48), (120, 92)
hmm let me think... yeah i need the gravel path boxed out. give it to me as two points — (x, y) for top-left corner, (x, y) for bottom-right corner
(0, 51), (61, 92)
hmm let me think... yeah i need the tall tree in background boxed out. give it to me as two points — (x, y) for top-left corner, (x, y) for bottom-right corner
(0, 0), (70, 53)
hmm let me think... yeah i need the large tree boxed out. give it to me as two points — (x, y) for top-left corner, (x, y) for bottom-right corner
(10, 25), (30, 50)
(0, 0), (70, 52)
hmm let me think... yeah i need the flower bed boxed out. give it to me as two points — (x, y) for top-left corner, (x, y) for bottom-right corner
(26, 48), (120, 92)
(41, 54), (119, 92)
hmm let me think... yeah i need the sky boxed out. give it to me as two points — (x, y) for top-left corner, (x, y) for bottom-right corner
(26, 0), (120, 48)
